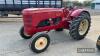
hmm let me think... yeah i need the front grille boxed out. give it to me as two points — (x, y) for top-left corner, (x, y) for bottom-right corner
(23, 15), (32, 27)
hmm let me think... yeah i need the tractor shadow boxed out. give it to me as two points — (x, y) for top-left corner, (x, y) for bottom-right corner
(48, 29), (72, 44)
(48, 29), (96, 47)
(49, 29), (98, 49)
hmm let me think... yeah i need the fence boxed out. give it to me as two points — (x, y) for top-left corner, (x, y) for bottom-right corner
(0, 0), (63, 11)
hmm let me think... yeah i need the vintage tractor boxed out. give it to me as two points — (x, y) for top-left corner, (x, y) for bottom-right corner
(19, 7), (91, 53)
(96, 35), (100, 50)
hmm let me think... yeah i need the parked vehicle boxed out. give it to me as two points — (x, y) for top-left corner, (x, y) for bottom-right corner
(96, 35), (100, 50)
(0, 0), (62, 17)
(19, 6), (91, 53)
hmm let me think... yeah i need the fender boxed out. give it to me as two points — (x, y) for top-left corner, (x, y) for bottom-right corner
(70, 9), (90, 18)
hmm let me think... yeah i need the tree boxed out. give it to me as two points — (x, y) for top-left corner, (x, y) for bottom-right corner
(83, 1), (92, 6)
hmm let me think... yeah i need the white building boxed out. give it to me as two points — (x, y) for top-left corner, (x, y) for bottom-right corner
(91, 0), (100, 9)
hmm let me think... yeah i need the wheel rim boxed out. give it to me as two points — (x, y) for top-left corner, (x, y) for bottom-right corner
(78, 19), (89, 35)
(35, 37), (47, 50)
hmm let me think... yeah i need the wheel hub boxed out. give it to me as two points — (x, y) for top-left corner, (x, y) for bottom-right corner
(35, 37), (47, 50)
(79, 19), (89, 35)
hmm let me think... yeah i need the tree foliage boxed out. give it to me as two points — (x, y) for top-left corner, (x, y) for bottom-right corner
(63, 0), (93, 7)
(83, 1), (92, 6)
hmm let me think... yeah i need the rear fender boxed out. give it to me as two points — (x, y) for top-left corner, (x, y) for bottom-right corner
(70, 9), (90, 18)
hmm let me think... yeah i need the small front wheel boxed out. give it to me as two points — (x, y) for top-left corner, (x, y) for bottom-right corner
(30, 33), (50, 53)
(20, 26), (32, 39)
(96, 36), (100, 50)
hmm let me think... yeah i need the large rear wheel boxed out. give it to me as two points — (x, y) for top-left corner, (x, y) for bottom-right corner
(69, 12), (91, 40)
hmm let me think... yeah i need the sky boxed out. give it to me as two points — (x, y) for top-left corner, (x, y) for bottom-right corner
(77, 0), (92, 2)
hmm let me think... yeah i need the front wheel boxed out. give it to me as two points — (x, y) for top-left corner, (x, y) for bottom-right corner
(30, 33), (50, 53)
(96, 36), (100, 50)
(20, 26), (32, 39)
(69, 12), (91, 40)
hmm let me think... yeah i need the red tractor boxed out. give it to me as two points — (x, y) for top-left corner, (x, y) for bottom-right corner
(20, 7), (91, 53)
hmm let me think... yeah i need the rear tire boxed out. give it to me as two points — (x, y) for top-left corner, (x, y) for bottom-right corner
(69, 12), (91, 40)
(30, 33), (50, 53)
(96, 36), (100, 50)
(20, 26), (32, 39)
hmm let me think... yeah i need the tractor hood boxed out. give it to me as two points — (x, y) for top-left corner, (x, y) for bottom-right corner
(22, 8), (64, 27)
(22, 8), (63, 15)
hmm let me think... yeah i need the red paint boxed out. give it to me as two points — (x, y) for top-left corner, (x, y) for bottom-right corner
(70, 9), (85, 17)
(22, 8), (89, 36)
